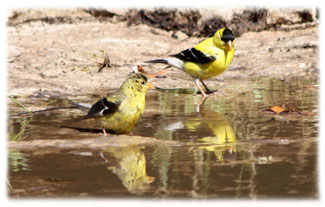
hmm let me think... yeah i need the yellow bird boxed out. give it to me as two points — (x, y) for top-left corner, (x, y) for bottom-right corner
(145, 28), (235, 97)
(85, 72), (150, 135)
(105, 145), (155, 194)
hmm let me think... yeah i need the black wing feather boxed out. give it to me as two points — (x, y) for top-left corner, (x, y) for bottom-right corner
(171, 48), (215, 64)
(85, 98), (121, 119)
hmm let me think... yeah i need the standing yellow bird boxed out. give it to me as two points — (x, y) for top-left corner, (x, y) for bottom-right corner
(85, 72), (150, 135)
(145, 28), (235, 97)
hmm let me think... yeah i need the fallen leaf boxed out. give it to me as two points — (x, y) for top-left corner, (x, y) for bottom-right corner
(137, 65), (167, 78)
(270, 106), (286, 113)
(263, 106), (303, 115)
(263, 105), (285, 114)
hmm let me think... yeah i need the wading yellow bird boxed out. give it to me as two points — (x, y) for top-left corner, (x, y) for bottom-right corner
(145, 28), (235, 97)
(85, 72), (150, 135)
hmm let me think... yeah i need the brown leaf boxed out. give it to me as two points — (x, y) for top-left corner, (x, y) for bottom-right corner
(264, 106), (303, 115)
(270, 106), (286, 114)
(137, 65), (168, 78)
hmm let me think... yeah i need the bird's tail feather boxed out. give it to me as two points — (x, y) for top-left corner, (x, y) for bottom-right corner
(145, 59), (169, 64)
(145, 58), (184, 69)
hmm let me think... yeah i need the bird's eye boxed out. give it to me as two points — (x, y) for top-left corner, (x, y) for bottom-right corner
(141, 81), (145, 85)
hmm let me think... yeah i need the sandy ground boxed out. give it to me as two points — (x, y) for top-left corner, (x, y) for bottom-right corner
(7, 9), (319, 98)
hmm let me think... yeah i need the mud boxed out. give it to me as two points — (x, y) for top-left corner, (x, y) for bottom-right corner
(7, 8), (319, 110)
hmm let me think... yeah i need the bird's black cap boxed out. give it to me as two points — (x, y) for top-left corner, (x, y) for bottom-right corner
(221, 28), (235, 42)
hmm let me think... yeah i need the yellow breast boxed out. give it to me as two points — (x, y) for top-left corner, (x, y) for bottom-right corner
(183, 38), (234, 80)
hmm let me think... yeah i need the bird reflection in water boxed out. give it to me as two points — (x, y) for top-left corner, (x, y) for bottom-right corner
(195, 115), (236, 162)
(102, 145), (155, 194)
(166, 97), (237, 162)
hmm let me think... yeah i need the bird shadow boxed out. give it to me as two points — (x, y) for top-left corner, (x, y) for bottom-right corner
(60, 125), (118, 135)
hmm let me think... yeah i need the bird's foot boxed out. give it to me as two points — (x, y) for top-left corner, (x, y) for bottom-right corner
(196, 91), (209, 98)
(205, 89), (218, 95)
(196, 90), (217, 97)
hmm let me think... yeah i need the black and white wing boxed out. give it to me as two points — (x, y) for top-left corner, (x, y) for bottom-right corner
(171, 48), (216, 64)
(85, 98), (121, 119)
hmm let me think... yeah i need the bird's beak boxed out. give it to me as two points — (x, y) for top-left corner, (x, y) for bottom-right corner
(147, 82), (154, 89)
(146, 175), (155, 183)
(226, 41), (232, 51)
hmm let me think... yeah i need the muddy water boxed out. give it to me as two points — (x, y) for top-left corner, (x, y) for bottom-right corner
(7, 77), (318, 198)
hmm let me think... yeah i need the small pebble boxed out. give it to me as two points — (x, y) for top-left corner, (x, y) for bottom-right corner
(298, 63), (306, 68)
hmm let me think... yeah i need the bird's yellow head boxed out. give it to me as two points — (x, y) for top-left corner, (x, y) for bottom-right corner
(120, 73), (149, 96)
(213, 28), (235, 51)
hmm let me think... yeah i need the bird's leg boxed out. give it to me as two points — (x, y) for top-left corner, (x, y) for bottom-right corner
(102, 128), (107, 136)
(200, 79), (218, 95)
(199, 79), (211, 92)
(194, 79), (208, 97)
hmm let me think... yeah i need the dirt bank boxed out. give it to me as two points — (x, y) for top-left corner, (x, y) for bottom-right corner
(7, 8), (319, 98)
